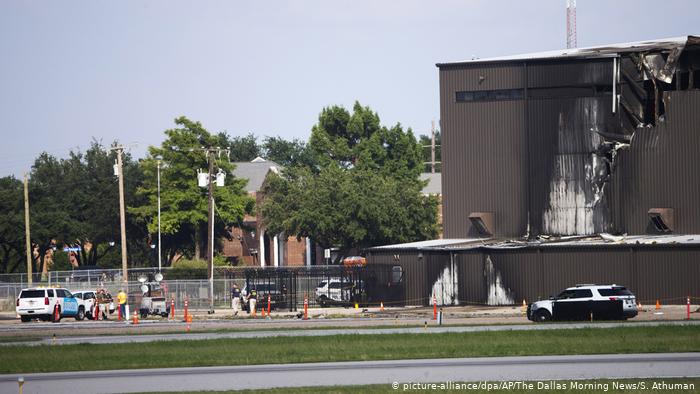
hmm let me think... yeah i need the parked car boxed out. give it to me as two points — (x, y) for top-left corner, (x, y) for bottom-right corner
(315, 278), (365, 307)
(527, 284), (638, 322)
(16, 287), (86, 322)
(240, 282), (286, 312)
(72, 290), (116, 319)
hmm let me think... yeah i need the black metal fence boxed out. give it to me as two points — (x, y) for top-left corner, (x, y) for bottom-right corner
(241, 265), (399, 310)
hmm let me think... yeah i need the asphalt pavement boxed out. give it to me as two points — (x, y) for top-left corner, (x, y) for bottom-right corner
(1, 319), (699, 346)
(1, 352), (698, 393)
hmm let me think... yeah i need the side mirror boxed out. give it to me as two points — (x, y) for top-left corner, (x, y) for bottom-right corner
(549, 296), (555, 300)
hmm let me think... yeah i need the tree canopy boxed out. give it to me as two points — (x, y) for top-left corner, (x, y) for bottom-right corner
(261, 102), (438, 259)
(130, 116), (255, 263)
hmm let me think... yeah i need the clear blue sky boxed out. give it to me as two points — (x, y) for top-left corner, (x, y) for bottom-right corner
(1, 0), (698, 177)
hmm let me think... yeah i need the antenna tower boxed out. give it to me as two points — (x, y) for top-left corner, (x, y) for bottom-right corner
(566, 0), (577, 49)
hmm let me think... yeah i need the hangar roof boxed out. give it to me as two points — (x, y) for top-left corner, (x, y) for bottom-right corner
(437, 35), (700, 67)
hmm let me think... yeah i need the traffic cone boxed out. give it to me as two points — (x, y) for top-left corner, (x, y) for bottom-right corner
(380, 302), (384, 312)
(521, 299), (527, 314)
(132, 311), (139, 325)
(432, 296), (437, 320)
(656, 299), (661, 310)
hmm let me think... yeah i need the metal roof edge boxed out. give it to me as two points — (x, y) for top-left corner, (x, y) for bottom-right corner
(436, 35), (700, 68)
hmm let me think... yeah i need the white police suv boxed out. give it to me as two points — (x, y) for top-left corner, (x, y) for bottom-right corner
(16, 287), (86, 322)
(527, 284), (638, 322)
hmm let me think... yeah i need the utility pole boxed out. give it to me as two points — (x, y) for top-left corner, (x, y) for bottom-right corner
(112, 146), (128, 285)
(206, 149), (215, 314)
(431, 120), (436, 174)
(157, 159), (162, 273)
(23, 173), (32, 285)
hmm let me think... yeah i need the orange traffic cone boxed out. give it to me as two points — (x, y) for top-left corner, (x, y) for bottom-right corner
(380, 302), (384, 312)
(132, 311), (139, 325)
(656, 299), (661, 310)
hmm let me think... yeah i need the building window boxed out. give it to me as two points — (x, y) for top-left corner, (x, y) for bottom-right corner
(456, 89), (524, 103)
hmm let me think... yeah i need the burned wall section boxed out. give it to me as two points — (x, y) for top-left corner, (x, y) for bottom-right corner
(439, 42), (700, 238)
(615, 91), (700, 234)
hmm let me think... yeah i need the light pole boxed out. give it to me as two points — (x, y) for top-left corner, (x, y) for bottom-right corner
(157, 158), (162, 273)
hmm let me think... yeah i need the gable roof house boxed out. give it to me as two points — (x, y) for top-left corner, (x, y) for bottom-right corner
(221, 157), (313, 267)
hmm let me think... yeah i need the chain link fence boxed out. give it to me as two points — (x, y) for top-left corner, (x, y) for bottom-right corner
(0, 265), (398, 312)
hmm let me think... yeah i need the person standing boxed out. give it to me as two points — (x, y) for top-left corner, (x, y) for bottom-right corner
(117, 289), (127, 321)
(247, 287), (257, 317)
(231, 283), (241, 317)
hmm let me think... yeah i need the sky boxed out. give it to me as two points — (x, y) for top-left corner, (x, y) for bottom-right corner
(1, 0), (699, 177)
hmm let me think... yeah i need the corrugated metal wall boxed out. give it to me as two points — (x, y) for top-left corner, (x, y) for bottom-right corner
(615, 91), (700, 234)
(440, 64), (528, 238)
(440, 60), (700, 238)
(368, 246), (700, 306)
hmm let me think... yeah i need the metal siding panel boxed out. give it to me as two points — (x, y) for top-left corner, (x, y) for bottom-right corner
(440, 65), (528, 238)
(456, 252), (484, 304)
(615, 91), (700, 234)
(634, 249), (700, 303)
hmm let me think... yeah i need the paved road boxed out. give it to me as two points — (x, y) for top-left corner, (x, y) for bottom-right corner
(1, 353), (698, 393)
(1, 320), (698, 346)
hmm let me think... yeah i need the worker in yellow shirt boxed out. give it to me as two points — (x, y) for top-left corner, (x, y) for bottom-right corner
(117, 289), (127, 320)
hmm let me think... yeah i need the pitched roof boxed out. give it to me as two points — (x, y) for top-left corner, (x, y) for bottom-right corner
(232, 157), (281, 193)
(420, 173), (441, 195)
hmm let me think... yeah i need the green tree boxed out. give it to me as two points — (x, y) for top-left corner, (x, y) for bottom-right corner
(261, 136), (312, 167)
(0, 176), (26, 273)
(227, 133), (261, 162)
(131, 117), (255, 264)
(26, 142), (146, 272)
(261, 102), (438, 260)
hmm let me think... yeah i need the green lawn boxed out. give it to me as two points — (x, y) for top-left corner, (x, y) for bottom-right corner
(1, 325), (698, 374)
(141, 378), (700, 394)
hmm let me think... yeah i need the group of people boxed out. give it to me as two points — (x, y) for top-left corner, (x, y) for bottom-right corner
(230, 283), (257, 317)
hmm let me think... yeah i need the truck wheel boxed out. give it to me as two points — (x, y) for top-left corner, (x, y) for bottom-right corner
(75, 307), (85, 321)
(319, 295), (328, 307)
(20, 316), (31, 322)
(534, 309), (552, 322)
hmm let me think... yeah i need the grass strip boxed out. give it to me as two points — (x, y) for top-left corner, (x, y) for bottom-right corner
(1, 325), (698, 374)
(140, 378), (700, 394)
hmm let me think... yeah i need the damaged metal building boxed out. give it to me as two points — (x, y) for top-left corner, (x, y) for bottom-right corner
(367, 36), (700, 306)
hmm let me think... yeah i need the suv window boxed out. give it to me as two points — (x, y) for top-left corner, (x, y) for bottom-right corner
(329, 282), (342, 289)
(20, 290), (45, 298)
(598, 288), (632, 296)
(56, 289), (67, 297)
(572, 289), (593, 299)
(556, 290), (575, 299)
(47, 289), (55, 297)
(74, 293), (83, 299)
